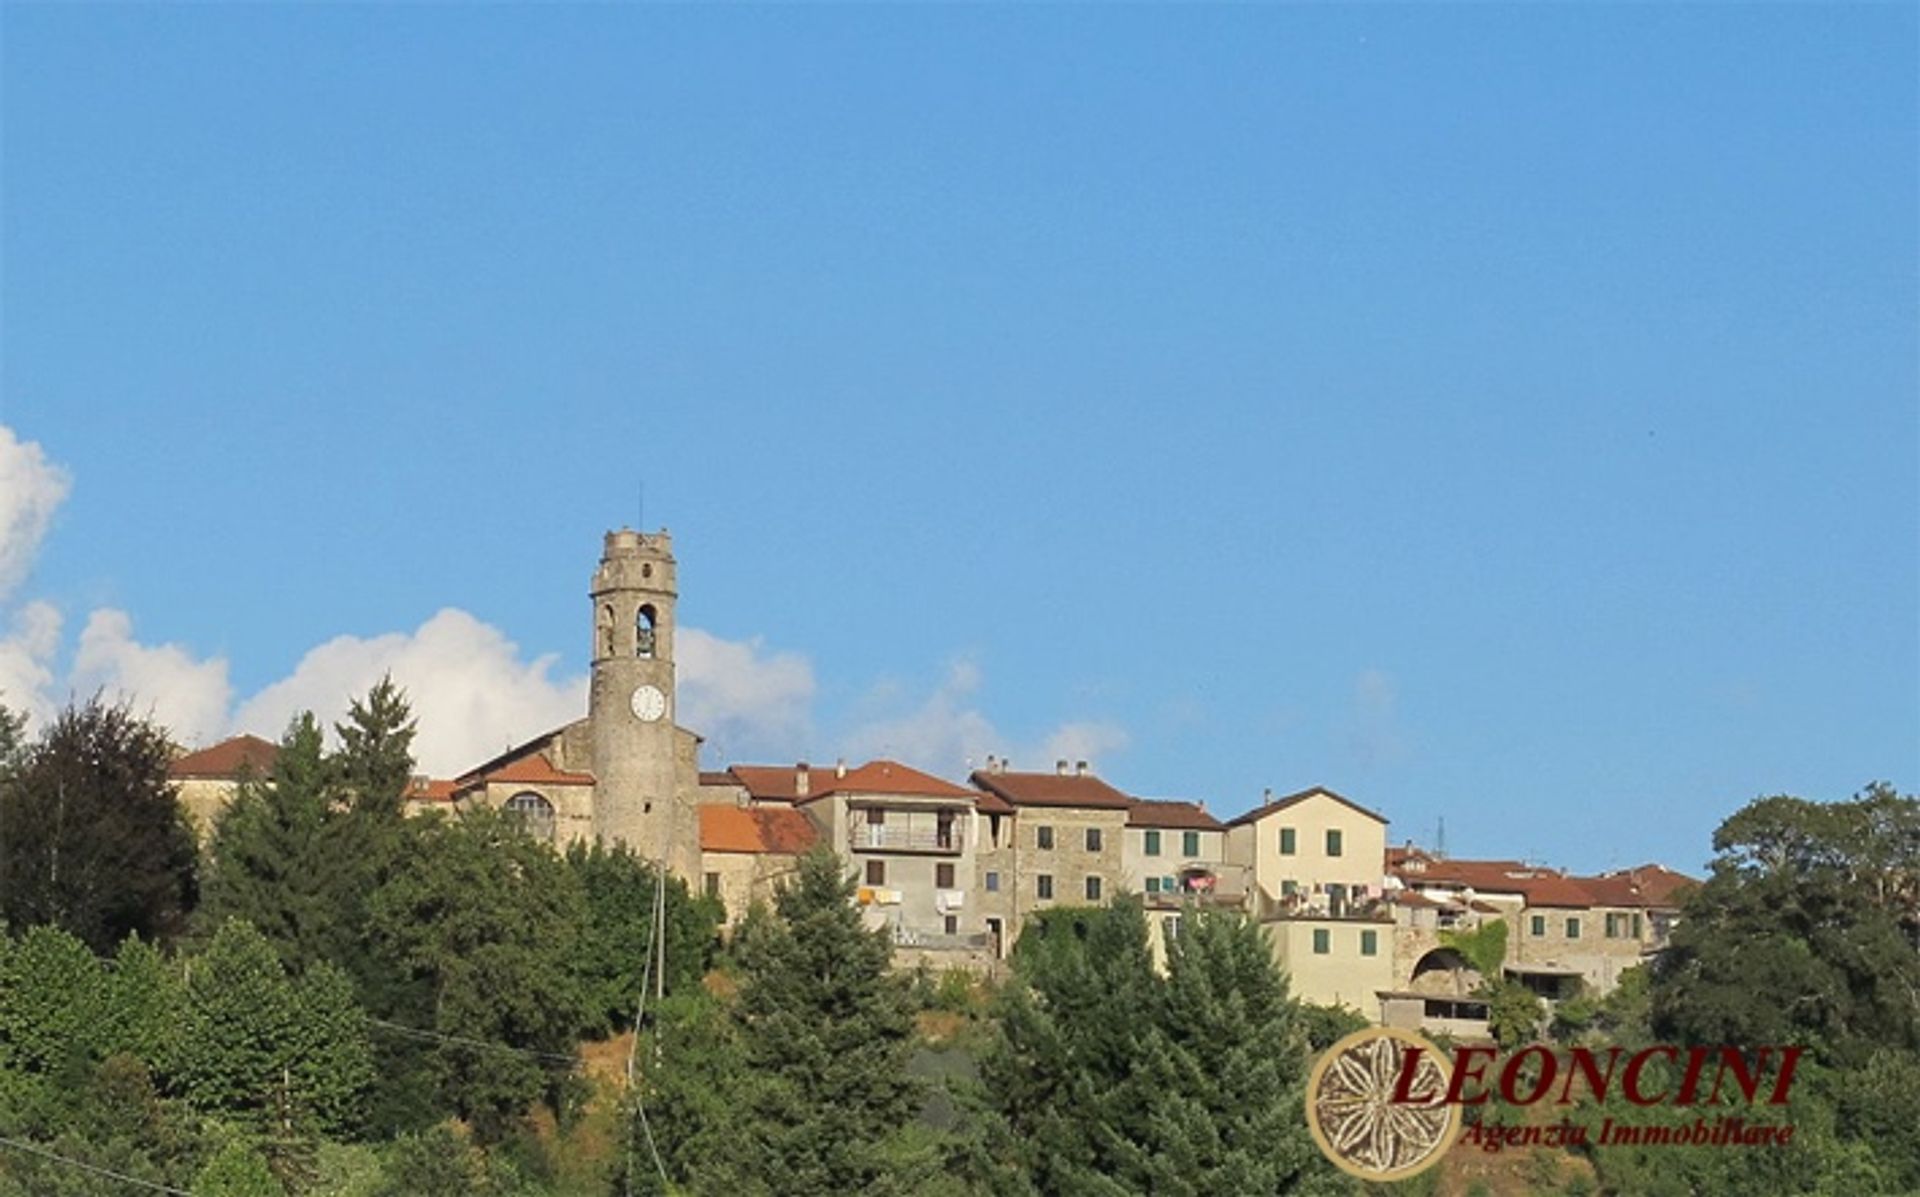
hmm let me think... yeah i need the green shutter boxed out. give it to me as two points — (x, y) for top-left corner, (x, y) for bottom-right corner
(1312, 928), (1330, 954)
(1144, 830), (1161, 856)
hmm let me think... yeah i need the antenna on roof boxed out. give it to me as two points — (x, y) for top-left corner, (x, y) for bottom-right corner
(1436, 816), (1447, 860)
(638, 479), (645, 530)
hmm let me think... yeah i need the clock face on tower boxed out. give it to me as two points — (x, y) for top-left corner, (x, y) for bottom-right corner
(629, 684), (667, 723)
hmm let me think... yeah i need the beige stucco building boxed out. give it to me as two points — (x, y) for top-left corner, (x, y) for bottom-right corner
(1226, 787), (1390, 917)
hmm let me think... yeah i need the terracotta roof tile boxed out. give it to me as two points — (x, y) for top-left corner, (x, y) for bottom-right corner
(169, 734), (279, 780)
(700, 806), (820, 855)
(728, 761), (977, 803)
(974, 789), (1015, 815)
(970, 770), (1134, 810)
(1225, 787), (1389, 827)
(1126, 798), (1225, 831)
(405, 778), (458, 804)
(1575, 864), (1697, 909)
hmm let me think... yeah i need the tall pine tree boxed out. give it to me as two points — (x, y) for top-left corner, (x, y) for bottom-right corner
(200, 714), (338, 972)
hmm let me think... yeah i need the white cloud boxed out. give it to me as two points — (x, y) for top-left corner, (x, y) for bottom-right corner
(232, 608), (589, 777)
(1346, 667), (1409, 767)
(0, 426), (70, 600)
(842, 657), (1128, 779)
(71, 609), (234, 746)
(0, 600), (62, 725)
(677, 627), (815, 763)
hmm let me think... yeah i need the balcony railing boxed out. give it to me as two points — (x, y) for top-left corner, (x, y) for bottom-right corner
(849, 825), (965, 854)
(891, 927), (992, 952)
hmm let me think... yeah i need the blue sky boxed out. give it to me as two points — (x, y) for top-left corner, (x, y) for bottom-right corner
(2, 4), (1913, 874)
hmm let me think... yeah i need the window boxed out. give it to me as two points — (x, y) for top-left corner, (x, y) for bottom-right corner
(1037, 826), (1055, 850)
(597, 605), (614, 659)
(943, 915), (959, 935)
(1085, 876), (1103, 901)
(1566, 916), (1581, 939)
(1036, 874), (1054, 901)
(505, 792), (555, 842)
(935, 863), (956, 889)
(866, 808), (886, 825)
(865, 860), (886, 886)
(1361, 929), (1378, 956)
(1530, 915), (1546, 937)
(1144, 830), (1162, 856)
(1280, 827), (1297, 855)
(1312, 928), (1330, 954)
(1164, 875), (1176, 892)
(636, 605), (657, 658)
(1326, 829), (1344, 857)
(704, 872), (721, 899)
(1165, 915), (1183, 942)
(1146, 877), (1162, 894)
(1632, 913), (1644, 938)
(985, 871), (1000, 893)
(1085, 828), (1102, 852)
(1282, 879), (1299, 897)
(1605, 913), (1621, 937)
(1182, 830), (1200, 857)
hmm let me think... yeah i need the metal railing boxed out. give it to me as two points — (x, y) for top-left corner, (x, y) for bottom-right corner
(849, 826), (965, 854)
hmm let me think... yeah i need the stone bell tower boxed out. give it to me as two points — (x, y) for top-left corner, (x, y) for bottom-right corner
(588, 528), (687, 869)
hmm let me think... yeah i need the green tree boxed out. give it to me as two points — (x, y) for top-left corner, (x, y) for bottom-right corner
(200, 714), (340, 973)
(1653, 785), (1920, 1066)
(333, 676), (416, 821)
(195, 1138), (285, 1197)
(1135, 910), (1346, 1196)
(175, 920), (371, 1146)
(0, 699), (198, 952)
(565, 838), (721, 1036)
(367, 808), (589, 1139)
(637, 849), (920, 1196)
(984, 901), (1163, 1195)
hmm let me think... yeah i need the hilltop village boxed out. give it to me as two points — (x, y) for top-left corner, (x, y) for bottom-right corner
(170, 529), (1695, 1036)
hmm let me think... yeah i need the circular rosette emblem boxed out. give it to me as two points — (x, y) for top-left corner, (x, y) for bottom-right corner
(1306, 1027), (1463, 1181)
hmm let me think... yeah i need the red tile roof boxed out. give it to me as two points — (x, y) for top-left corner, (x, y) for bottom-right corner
(974, 789), (1015, 815)
(1127, 798), (1225, 831)
(481, 753), (595, 788)
(1392, 856), (1606, 909)
(405, 778), (458, 804)
(1225, 787), (1389, 827)
(169, 734), (279, 780)
(970, 770), (1134, 810)
(700, 806), (820, 855)
(1575, 864), (1697, 909)
(725, 761), (977, 803)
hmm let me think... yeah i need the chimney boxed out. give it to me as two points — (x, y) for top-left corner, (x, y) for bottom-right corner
(1196, 799), (1206, 812)
(1263, 787), (1274, 806)
(1056, 759), (1069, 776)
(1074, 760), (1088, 776)
(835, 757), (847, 779)
(795, 761), (811, 798)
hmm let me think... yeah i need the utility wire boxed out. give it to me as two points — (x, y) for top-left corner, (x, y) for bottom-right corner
(0, 1134), (197, 1196)
(625, 857), (671, 1195)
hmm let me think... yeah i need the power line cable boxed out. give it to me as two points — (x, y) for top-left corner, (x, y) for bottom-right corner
(0, 1134), (197, 1196)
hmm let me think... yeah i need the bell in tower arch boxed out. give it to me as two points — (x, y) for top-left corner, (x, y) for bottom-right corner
(636, 604), (657, 659)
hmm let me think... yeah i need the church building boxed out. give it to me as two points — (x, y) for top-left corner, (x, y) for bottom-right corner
(449, 528), (705, 881)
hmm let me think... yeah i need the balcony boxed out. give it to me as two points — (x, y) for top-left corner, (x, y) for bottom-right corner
(848, 824), (965, 855)
(891, 927), (992, 952)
